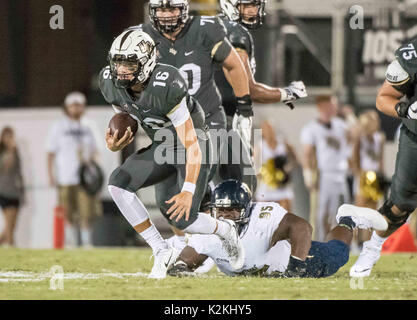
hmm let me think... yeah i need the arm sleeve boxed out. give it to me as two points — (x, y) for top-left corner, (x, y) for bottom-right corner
(187, 235), (220, 257)
(167, 96), (190, 128)
(385, 59), (413, 95)
(201, 17), (231, 62)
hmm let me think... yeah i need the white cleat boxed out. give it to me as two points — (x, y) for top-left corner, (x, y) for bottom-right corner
(219, 219), (245, 270)
(349, 240), (381, 277)
(336, 204), (388, 231)
(148, 246), (180, 279)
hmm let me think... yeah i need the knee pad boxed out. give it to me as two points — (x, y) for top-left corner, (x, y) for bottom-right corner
(379, 200), (412, 227)
(108, 167), (132, 190)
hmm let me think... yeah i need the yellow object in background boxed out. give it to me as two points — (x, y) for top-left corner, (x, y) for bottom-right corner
(359, 170), (384, 203)
(191, 0), (218, 15)
(260, 158), (288, 189)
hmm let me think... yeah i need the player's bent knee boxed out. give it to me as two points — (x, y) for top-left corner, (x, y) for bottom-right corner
(379, 200), (412, 228)
(108, 167), (132, 191)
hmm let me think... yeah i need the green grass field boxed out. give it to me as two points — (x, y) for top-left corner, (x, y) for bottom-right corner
(0, 247), (416, 300)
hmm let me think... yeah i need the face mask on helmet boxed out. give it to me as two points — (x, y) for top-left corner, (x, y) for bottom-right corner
(210, 180), (252, 225)
(149, 0), (189, 34)
(109, 55), (142, 89)
(221, 0), (266, 30)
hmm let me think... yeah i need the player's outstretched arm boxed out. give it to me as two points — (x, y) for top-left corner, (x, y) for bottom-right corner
(166, 117), (202, 223)
(233, 50), (307, 108)
(222, 47), (252, 116)
(179, 246), (208, 270)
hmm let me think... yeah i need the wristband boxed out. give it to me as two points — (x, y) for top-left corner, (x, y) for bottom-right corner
(395, 101), (409, 118)
(236, 94), (254, 117)
(182, 182), (196, 195)
(278, 88), (288, 101)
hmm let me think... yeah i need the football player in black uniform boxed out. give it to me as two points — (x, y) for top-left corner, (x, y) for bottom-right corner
(350, 39), (417, 277)
(131, 0), (256, 188)
(129, 0), (259, 246)
(217, 0), (307, 169)
(100, 30), (245, 279)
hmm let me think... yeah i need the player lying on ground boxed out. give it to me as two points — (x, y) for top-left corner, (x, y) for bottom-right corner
(350, 38), (417, 277)
(99, 30), (245, 279)
(168, 180), (388, 278)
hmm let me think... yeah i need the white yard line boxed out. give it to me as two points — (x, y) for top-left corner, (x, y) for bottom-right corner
(0, 271), (149, 283)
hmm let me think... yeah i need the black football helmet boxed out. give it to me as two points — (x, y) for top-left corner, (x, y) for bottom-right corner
(220, 0), (267, 30)
(211, 179), (252, 224)
(149, 0), (189, 34)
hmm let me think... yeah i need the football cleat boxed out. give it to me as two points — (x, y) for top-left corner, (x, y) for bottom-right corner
(336, 204), (388, 231)
(349, 240), (382, 277)
(148, 246), (180, 279)
(219, 219), (245, 270)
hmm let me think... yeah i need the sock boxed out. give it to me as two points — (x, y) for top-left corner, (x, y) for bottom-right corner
(81, 228), (92, 247)
(338, 216), (356, 231)
(140, 224), (168, 252)
(183, 213), (231, 238)
(368, 231), (388, 248)
(108, 185), (150, 226)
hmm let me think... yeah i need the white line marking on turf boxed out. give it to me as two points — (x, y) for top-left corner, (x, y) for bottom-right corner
(0, 271), (149, 282)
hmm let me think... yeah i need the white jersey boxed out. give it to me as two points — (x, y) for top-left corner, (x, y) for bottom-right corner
(187, 202), (291, 276)
(300, 117), (350, 179)
(359, 132), (383, 172)
(256, 139), (293, 201)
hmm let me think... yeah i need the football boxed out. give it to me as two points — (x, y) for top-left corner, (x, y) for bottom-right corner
(108, 112), (138, 139)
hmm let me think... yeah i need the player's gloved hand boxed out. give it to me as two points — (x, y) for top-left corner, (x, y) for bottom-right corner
(279, 81), (308, 109)
(283, 255), (308, 278)
(395, 101), (417, 119)
(233, 114), (252, 153)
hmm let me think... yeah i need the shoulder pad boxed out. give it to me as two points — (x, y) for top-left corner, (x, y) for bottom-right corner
(386, 59), (410, 85)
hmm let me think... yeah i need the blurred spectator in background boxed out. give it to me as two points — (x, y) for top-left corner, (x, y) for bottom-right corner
(46, 92), (102, 248)
(0, 127), (24, 247)
(255, 120), (298, 211)
(300, 95), (352, 241)
(351, 110), (386, 249)
(191, 0), (218, 15)
(352, 110), (386, 210)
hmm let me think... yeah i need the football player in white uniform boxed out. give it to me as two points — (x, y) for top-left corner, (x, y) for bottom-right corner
(168, 180), (388, 278)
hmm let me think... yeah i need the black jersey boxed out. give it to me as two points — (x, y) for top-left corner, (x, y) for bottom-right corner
(99, 63), (205, 146)
(390, 39), (417, 134)
(130, 16), (231, 116)
(214, 16), (256, 116)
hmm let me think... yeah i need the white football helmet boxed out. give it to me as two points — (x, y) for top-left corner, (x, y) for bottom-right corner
(149, 0), (189, 34)
(220, 0), (266, 29)
(108, 30), (157, 89)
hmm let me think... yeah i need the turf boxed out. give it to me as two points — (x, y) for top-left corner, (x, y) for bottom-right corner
(0, 247), (416, 300)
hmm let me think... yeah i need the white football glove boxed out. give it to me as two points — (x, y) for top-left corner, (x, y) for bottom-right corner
(280, 81), (308, 109)
(407, 101), (417, 119)
(232, 114), (252, 152)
